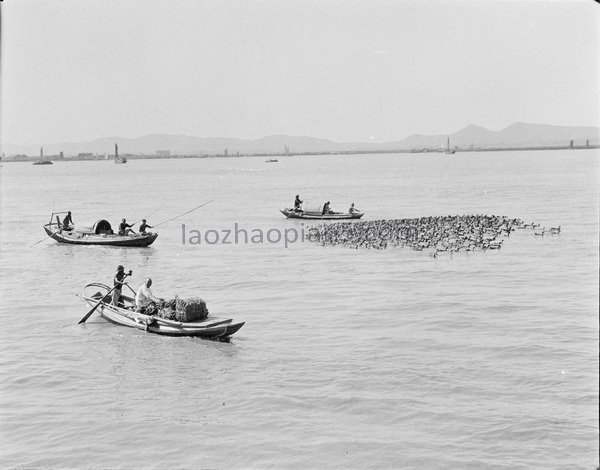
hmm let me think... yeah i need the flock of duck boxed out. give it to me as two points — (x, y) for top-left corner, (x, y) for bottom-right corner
(307, 215), (561, 255)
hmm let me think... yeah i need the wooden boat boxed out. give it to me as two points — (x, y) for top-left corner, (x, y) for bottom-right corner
(80, 283), (244, 340)
(280, 208), (364, 220)
(445, 137), (456, 155)
(265, 158), (279, 162)
(114, 143), (127, 164)
(43, 212), (158, 247)
(33, 146), (53, 164)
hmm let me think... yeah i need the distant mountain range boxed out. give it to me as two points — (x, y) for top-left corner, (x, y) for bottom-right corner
(2, 122), (599, 156)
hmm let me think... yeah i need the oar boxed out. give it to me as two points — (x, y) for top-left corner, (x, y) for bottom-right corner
(152, 198), (214, 228)
(78, 273), (130, 324)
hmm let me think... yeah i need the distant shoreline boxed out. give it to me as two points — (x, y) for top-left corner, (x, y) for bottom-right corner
(3, 144), (598, 162)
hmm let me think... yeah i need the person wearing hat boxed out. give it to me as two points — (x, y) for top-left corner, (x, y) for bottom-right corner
(112, 265), (129, 306)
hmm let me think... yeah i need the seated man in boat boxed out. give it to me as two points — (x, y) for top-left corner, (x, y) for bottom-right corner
(348, 203), (360, 214)
(62, 211), (74, 230)
(135, 278), (162, 314)
(138, 219), (153, 234)
(322, 201), (332, 215)
(293, 195), (303, 212)
(118, 218), (136, 236)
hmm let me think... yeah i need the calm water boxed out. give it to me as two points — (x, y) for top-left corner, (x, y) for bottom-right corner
(0, 151), (598, 469)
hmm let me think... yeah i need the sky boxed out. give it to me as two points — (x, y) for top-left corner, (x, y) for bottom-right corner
(1, 0), (599, 145)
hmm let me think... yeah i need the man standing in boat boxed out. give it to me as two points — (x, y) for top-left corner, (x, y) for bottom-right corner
(62, 211), (74, 230)
(293, 194), (303, 213)
(113, 265), (130, 306)
(138, 219), (153, 234)
(118, 218), (136, 236)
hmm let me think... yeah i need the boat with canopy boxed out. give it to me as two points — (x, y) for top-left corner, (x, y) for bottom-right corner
(43, 212), (158, 247)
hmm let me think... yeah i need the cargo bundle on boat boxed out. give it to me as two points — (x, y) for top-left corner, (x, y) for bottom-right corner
(79, 283), (244, 340)
(157, 296), (209, 322)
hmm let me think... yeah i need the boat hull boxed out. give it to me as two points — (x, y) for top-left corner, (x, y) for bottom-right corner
(280, 209), (364, 220)
(80, 291), (244, 340)
(44, 226), (157, 247)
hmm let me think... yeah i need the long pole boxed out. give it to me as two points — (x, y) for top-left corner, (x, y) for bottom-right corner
(152, 199), (214, 228)
(78, 272), (131, 324)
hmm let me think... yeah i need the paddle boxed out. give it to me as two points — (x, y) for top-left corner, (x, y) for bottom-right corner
(78, 272), (131, 324)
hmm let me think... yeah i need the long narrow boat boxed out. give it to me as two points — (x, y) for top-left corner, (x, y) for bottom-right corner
(280, 208), (364, 220)
(43, 212), (157, 247)
(79, 283), (244, 340)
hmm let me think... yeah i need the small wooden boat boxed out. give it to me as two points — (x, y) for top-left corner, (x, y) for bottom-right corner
(114, 143), (127, 164)
(280, 208), (364, 220)
(33, 146), (53, 164)
(265, 158), (279, 163)
(43, 212), (157, 247)
(80, 283), (244, 340)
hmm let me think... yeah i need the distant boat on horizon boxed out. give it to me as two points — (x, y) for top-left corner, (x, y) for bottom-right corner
(445, 137), (456, 155)
(265, 158), (279, 163)
(33, 146), (53, 165)
(114, 143), (127, 164)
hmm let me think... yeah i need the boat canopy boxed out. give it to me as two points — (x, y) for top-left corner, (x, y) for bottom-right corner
(302, 203), (324, 213)
(78, 219), (113, 234)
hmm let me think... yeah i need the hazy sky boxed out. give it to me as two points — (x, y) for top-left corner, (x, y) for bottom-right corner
(1, 0), (599, 145)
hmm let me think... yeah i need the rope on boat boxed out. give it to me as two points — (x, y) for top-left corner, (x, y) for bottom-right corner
(153, 199), (214, 227)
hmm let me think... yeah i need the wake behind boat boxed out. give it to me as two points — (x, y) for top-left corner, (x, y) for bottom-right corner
(43, 212), (157, 247)
(79, 282), (244, 340)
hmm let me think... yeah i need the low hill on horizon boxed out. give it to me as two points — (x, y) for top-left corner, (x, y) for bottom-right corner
(2, 122), (599, 157)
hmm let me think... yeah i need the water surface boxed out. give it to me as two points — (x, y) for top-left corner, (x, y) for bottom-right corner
(0, 150), (598, 468)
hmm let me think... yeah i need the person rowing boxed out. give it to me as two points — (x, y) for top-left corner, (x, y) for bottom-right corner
(322, 201), (332, 215)
(113, 265), (132, 306)
(293, 195), (303, 213)
(348, 203), (360, 214)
